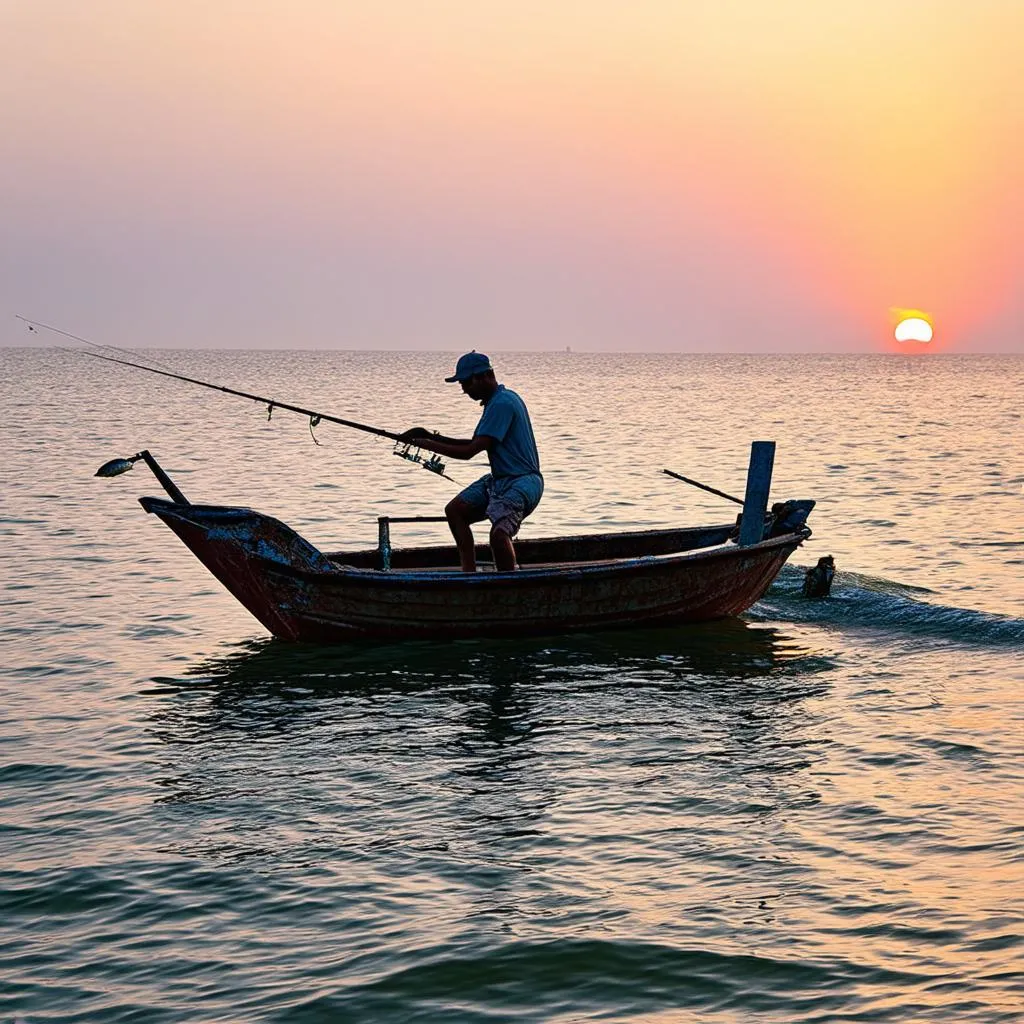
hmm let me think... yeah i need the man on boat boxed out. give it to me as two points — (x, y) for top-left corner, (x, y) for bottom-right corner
(400, 352), (543, 573)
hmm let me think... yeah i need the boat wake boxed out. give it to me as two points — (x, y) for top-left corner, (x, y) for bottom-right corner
(751, 563), (1024, 649)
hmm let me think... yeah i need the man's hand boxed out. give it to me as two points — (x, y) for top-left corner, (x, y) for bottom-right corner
(396, 429), (490, 461)
(398, 427), (432, 443)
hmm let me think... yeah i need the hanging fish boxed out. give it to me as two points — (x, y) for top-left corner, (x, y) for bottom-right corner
(95, 455), (141, 478)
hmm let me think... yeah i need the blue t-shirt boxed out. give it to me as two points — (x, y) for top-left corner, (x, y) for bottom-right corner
(474, 385), (541, 479)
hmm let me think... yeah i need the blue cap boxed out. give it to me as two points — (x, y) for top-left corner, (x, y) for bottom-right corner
(445, 351), (493, 383)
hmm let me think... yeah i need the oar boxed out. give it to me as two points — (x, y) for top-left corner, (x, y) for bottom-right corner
(663, 468), (743, 506)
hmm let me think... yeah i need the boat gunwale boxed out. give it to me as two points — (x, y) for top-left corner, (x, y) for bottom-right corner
(296, 534), (803, 585)
(140, 496), (808, 588)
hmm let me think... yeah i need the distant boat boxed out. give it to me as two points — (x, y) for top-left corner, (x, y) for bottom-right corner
(123, 454), (815, 643)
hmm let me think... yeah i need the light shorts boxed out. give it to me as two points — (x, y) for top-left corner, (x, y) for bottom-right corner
(457, 473), (544, 538)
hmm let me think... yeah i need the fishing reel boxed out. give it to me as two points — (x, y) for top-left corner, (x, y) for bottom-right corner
(393, 441), (448, 478)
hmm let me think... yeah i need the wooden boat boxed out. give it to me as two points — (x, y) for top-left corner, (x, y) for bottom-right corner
(130, 463), (812, 642)
(98, 443), (814, 642)
(140, 499), (812, 642)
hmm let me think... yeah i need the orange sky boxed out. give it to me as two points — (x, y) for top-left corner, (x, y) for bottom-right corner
(2, 1), (1022, 350)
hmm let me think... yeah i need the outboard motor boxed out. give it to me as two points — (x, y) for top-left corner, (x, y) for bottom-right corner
(802, 555), (835, 598)
(727, 498), (816, 543)
(767, 499), (816, 537)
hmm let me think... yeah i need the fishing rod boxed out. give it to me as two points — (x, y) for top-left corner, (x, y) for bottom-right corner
(81, 346), (402, 439)
(20, 316), (453, 481)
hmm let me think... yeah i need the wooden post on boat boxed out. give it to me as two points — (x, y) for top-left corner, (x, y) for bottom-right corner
(738, 441), (776, 546)
(377, 517), (392, 571)
(376, 515), (449, 570)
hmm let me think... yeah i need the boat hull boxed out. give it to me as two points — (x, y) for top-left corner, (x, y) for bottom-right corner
(140, 499), (806, 642)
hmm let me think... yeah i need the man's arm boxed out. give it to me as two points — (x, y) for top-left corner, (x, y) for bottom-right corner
(399, 427), (495, 461)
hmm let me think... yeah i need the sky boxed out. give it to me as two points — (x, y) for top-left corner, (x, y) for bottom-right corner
(2, 1), (1022, 352)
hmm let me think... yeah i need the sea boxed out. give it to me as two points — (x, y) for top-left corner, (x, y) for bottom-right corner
(1, 348), (1022, 1023)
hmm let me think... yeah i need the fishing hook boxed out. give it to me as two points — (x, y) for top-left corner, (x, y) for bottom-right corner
(309, 414), (322, 445)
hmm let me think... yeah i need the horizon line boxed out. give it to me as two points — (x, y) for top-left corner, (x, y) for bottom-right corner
(3, 344), (1021, 356)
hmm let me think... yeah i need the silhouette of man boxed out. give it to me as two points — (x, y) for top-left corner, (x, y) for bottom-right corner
(400, 352), (542, 572)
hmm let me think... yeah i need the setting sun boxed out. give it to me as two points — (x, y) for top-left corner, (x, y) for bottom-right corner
(895, 317), (934, 343)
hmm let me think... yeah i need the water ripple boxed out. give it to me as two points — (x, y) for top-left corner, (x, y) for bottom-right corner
(2, 351), (1022, 1022)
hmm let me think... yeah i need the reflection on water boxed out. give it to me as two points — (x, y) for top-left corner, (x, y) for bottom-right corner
(142, 621), (836, 837)
(156, 618), (831, 695)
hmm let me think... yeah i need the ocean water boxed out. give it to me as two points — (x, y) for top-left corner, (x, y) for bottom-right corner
(1, 347), (1022, 1023)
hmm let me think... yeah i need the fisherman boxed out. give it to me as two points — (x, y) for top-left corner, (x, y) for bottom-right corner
(400, 352), (543, 573)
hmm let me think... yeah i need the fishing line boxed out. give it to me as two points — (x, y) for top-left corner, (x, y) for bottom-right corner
(19, 315), (459, 484)
(16, 314), (188, 376)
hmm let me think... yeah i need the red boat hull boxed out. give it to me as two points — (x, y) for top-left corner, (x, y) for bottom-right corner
(140, 499), (806, 642)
